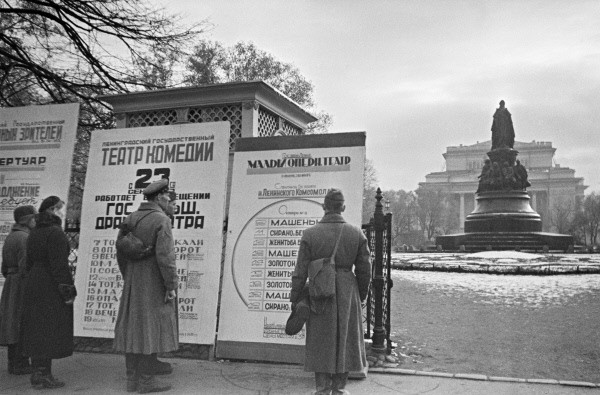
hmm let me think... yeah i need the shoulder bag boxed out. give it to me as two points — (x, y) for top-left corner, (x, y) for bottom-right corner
(115, 211), (156, 260)
(308, 224), (345, 301)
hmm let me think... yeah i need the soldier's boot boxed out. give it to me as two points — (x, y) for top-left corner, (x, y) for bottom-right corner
(331, 372), (349, 395)
(136, 354), (171, 394)
(150, 354), (172, 375)
(126, 353), (141, 392)
(137, 375), (171, 394)
(314, 372), (332, 395)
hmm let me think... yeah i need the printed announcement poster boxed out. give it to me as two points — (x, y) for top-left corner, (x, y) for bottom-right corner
(217, 132), (366, 362)
(74, 122), (229, 344)
(0, 103), (79, 291)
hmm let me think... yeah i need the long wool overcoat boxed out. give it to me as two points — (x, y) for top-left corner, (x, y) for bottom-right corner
(21, 212), (74, 359)
(0, 224), (30, 345)
(290, 212), (371, 373)
(113, 202), (178, 354)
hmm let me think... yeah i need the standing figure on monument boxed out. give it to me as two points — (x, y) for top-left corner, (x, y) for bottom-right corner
(21, 196), (76, 389)
(290, 188), (371, 395)
(0, 205), (37, 376)
(491, 100), (515, 150)
(114, 179), (178, 394)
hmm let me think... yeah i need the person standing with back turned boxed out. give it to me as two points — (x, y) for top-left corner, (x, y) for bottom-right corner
(0, 205), (37, 375)
(290, 188), (371, 395)
(114, 178), (178, 394)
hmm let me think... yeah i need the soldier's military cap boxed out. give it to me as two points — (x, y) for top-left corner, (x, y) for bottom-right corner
(324, 188), (345, 202)
(143, 178), (170, 197)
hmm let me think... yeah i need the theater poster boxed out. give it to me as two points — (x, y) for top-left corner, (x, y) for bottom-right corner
(217, 132), (366, 363)
(0, 103), (79, 291)
(74, 122), (229, 344)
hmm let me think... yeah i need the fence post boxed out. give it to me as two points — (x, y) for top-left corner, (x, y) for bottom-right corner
(372, 187), (386, 352)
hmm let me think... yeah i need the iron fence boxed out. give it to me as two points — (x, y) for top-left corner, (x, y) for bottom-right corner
(362, 189), (393, 354)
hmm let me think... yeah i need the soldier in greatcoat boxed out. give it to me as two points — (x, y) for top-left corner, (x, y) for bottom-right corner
(114, 179), (178, 393)
(290, 188), (371, 395)
(0, 205), (36, 375)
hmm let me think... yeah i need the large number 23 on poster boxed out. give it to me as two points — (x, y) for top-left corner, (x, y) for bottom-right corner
(131, 168), (171, 189)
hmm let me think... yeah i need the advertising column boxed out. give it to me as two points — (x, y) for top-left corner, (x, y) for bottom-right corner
(0, 103), (79, 292)
(74, 122), (230, 345)
(217, 132), (366, 363)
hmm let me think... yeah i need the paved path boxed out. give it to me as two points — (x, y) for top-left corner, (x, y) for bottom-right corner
(1, 349), (597, 394)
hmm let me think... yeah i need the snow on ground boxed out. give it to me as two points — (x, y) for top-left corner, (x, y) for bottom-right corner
(466, 250), (545, 260)
(394, 270), (600, 307)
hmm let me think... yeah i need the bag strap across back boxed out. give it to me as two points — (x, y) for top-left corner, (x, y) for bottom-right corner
(127, 211), (157, 241)
(331, 223), (345, 260)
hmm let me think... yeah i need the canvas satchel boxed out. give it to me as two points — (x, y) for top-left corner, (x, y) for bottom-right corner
(115, 211), (155, 260)
(308, 224), (345, 301)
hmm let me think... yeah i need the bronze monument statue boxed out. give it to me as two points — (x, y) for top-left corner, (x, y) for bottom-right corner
(436, 100), (573, 252)
(491, 100), (515, 150)
(477, 100), (529, 192)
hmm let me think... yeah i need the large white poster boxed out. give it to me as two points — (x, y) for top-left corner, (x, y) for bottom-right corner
(0, 103), (79, 290)
(74, 122), (230, 344)
(217, 132), (366, 362)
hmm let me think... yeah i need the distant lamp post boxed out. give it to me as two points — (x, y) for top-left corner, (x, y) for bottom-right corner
(385, 199), (390, 212)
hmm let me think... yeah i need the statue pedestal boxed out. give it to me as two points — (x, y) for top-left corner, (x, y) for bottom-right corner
(464, 191), (541, 232)
(436, 190), (573, 252)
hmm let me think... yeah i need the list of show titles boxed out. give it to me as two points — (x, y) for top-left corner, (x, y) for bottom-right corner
(81, 236), (206, 329)
(247, 216), (319, 313)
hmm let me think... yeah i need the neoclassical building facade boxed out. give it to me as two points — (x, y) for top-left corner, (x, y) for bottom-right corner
(420, 140), (587, 232)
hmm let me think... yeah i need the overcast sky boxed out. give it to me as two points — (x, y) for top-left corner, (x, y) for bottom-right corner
(164, 0), (600, 193)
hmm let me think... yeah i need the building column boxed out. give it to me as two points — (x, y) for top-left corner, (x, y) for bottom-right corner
(115, 113), (127, 129)
(531, 192), (537, 211)
(242, 100), (259, 138)
(459, 193), (465, 232)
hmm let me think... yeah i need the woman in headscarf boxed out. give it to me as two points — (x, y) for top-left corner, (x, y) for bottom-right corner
(21, 196), (75, 389)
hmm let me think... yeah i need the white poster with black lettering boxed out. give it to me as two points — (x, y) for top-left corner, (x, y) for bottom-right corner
(0, 103), (79, 292)
(217, 132), (366, 363)
(74, 122), (229, 344)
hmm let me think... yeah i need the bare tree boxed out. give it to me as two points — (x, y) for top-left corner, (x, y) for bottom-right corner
(549, 196), (577, 234)
(383, 189), (419, 246)
(415, 187), (449, 241)
(582, 193), (600, 246)
(362, 159), (379, 224)
(1, 0), (206, 105)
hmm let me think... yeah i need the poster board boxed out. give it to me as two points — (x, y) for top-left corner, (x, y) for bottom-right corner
(0, 103), (79, 291)
(74, 122), (229, 344)
(217, 132), (366, 362)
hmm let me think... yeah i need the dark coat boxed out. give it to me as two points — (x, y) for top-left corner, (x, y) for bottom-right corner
(113, 202), (178, 354)
(290, 212), (371, 373)
(0, 224), (30, 345)
(21, 212), (74, 359)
